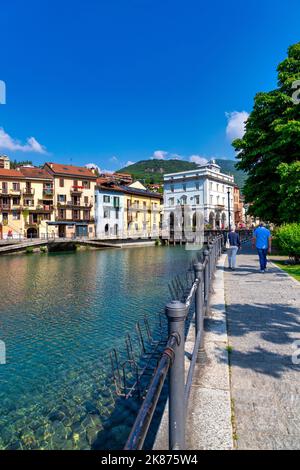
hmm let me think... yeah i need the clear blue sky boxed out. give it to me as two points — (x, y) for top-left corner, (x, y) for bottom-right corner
(0, 0), (299, 171)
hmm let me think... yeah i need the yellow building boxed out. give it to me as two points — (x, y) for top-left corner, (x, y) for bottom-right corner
(123, 186), (163, 238)
(0, 166), (55, 239)
(44, 162), (97, 238)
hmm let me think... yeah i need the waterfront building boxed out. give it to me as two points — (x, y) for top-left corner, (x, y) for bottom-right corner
(163, 160), (235, 236)
(0, 168), (25, 239)
(124, 185), (162, 239)
(44, 162), (97, 238)
(234, 185), (245, 227)
(0, 166), (55, 239)
(95, 181), (125, 238)
(18, 166), (55, 238)
(95, 181), (162, 239)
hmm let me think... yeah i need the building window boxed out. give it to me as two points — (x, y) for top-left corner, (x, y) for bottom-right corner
(103, 195), (110, 203)
(169, 197), (174, 206)
(12, 197), (20, 205)
(210, 182), (213, 190)
(113, 197), (120, 208)
(12, 182), (20, 191)
(195, 182), (200, 190)
(12, 211), (20, 220)
(217, 184), (219, 192)
(104, 209), (110, 218)
(59, 209), (65, 219)
(170, 185), (174, 192)
(59, 178), (64, 188)
(210, 195), (213, 205)
(195, 196), (200, 205)
(115, 209), (119, 219)
(183, 184), (186, 191)
(58, 194), (66, 203)
(82, 180), (90, 189)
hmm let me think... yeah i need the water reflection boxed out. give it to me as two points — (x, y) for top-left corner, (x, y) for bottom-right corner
(0, 246), (193, 449)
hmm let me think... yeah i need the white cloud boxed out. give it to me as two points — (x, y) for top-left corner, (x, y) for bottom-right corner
(125, 160), (135, 167)
(85, 163), (102, 173)
(225, 111), (249, 140)
(189, 155), (208, 166)
(152, 150), (168, 160)
(0, 127), (47, 154)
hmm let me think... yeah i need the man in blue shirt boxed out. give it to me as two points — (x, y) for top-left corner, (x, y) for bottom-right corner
(252, 222), (272, 272)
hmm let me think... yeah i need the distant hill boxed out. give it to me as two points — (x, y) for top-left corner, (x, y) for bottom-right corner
(117, 159), (246, 190)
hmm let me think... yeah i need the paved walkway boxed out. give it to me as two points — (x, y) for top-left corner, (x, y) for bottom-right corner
(224, 243), (300, 450)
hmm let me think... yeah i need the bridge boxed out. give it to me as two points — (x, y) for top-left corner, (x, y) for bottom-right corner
(0, 238), (122, 254)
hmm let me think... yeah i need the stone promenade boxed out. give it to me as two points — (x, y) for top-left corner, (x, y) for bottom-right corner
(225, 243), (300, 449)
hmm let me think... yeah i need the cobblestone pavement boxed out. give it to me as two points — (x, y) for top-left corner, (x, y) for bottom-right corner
(224, 243), (300, 450)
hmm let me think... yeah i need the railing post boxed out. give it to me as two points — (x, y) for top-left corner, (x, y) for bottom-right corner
(165, 300), (187, 450)
(193, 263), (207, 364)
(204, 249), (209, 308)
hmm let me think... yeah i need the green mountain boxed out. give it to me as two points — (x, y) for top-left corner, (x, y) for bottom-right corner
(117, 159), (246, 189)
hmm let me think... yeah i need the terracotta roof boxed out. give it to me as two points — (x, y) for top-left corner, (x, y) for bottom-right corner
(44, 162), (97, 179)
(96, 182), (126, 193)
(0, 168), (25, 178)
(19, 167), (53, 180)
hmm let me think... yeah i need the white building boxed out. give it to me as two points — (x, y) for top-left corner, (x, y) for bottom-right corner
(95, 185), (125, 238)
(163, 160), (235, 234)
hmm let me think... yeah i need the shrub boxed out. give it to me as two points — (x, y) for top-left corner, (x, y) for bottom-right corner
(275, 223), (300, 262)
(40, 246), (47, 253)
(26, 247), (34, 254)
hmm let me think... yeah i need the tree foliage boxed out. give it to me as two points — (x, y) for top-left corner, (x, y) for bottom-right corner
(233, 42), (300, 224)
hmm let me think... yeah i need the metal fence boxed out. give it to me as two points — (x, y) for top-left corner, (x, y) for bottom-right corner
(124, 235), (223, 450)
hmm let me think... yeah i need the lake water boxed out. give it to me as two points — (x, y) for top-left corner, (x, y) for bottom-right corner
(0, 245), (194, 450)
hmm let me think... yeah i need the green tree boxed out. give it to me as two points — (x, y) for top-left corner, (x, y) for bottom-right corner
(277, 161), (300, 222)
(233, 42), (300, 224)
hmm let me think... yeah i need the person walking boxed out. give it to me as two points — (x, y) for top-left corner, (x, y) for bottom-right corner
(227, 227), (241, 270)
(252, 222), (272, 273)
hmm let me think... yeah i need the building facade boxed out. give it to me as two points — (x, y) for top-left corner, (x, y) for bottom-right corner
(95, 183), (125, 238)
(233, 185), (245, 227)
(44, 163), (97, 238)
(0, 155), (10, 169)
(163, 161), (235, 237)
(0, 166), (55, 239)
(95, 182), (162, 239)
(124, 186), (162, 238)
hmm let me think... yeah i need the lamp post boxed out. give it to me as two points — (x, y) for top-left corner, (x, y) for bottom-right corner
(227, 187), (231, 230)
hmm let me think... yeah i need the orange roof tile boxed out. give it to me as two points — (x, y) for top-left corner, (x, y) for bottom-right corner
(0, 168), (25, 179)
(44, 162), (97, 179)
(19, 167), (53, 180)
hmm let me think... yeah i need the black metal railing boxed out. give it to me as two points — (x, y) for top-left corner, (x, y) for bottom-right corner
(124, 235), (223, 450)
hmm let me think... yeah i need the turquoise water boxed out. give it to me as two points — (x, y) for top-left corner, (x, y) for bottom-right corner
(0, 246), (193, 450)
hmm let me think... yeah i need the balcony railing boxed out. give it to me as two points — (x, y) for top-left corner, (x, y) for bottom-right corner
(0, 204), (11, 210)
(71, 186), (84, 193)
(22, 188), (35, 196)
(43, 188), (54, 196)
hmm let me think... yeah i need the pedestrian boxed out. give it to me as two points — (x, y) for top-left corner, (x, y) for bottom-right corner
(252, 222), (272, 273)
(227, 226), (241, 270)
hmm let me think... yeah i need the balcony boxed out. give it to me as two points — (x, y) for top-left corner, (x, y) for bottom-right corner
(22, 188), (35, 196)
(0, 204), (11, 210)
(71, 185), (84, 194)
(43, 188), (54, 196)
(0, 188), (9, 195)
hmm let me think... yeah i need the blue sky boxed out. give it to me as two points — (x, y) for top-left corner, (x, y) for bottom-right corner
(0, 0), (299, 171)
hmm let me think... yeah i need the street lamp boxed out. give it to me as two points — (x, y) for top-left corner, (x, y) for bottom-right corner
(227, 187), (231, 230)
